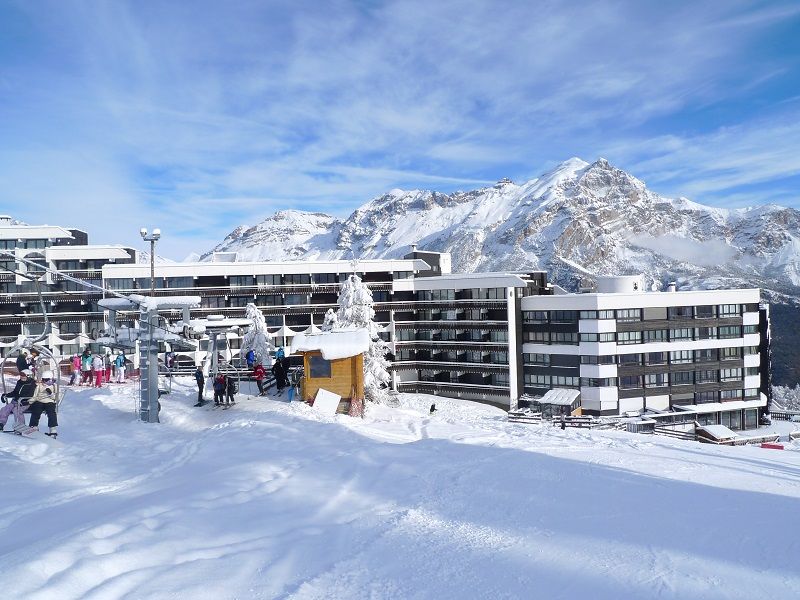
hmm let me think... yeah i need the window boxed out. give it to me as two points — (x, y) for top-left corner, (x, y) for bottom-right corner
(695, 305), (715, 319)
(619, 375), (642, 389)
(695, 390), (718, 403)
(743, 325), (758, 335)
(580, 355), (615, 365)
(228, 296), (251, 307)
(107, 278), (134, 290)
(523, 311), (548, 323)
(284, 274), (311, 285)
(258, 294), (282, 306)
(745, 367), (759, 377)
(309, 356), (332, 378)
(201, 296), (225, 309)
(229, 275), (252, 288)
(430, 289), (455, 301)
(721, 389), (744, 401)
(617, 331), (642, 345)
(373, 291), (389, 302)
(645, 352), (668, 365)
(485, 288), (506, 300)
(643, 330), (667, 343)
(284, 294), (307, 305)
(256, 274), (281, 286)
(579, 310), (597, 320)
(720, 347), (741, 360)
(671, 371), (693, 385)
(524, 374), (550, 386)
(524, 353), (550, 366)
(598, 310), (615, 319)
(59, 321), (82, 334)
(618, 353), (642, 366)
(552, 375), (579, 387)
(550, 310), (577, 323)
(490, 330), (508, 342)
(744, 409), (758, 429)
(492, 373), (510, 387)
(695, 370), (717, 383)
(744, 388), (759, 399)
(695, 348), (717, 362)
(719, 304), (741, 317)
(668, 306), (693, 319)
(551, 332), (578, 345)
(720, 368), (742, 382)
(393, 271), (413, 280)
(645, 373), (668, 387)
(580, 332), (615, 342)
(616, 308), (641, 322)
(670, 350), (692, 364)
(743, 346), (759, 356)
(56, 260), (80, 271)
(718, 326), (742, 339)
(314, 273), (338, 284)
(580, 377), (618, 387)
(166, 277), (193, 288)
(670, 328), (693, 341)
(695, 327), (717, 340)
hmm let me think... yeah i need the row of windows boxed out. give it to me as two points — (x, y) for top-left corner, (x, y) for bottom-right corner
(523, 304), (755, 324)
(616, 367), (757, 389)
(523, 374), (580, 387)
(525, 327), (758, 345)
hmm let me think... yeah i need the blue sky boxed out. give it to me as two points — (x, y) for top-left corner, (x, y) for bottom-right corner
(1, 0), (799, 259)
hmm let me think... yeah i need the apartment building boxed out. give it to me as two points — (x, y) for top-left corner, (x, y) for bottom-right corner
(0, 216), (135, 357)
(520, 275), (769, 429)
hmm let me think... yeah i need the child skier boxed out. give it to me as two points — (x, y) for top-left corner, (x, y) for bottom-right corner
(27, 371), (58, 438)
(194, 366), (205, 406)
(0, 369), (36, 431)
(225, 375), (237, 407)
(212, 373), (226, 406)
(253, 363), (266, 396)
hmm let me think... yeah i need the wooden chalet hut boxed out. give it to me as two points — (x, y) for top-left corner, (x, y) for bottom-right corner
(290, 328), (370, 414)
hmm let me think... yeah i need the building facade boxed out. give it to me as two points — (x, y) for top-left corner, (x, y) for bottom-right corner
(520, 275), (769, 428)
(0, 216), (135, 358)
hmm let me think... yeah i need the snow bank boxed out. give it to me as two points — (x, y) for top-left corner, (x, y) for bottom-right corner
(2, 381), (800, 599)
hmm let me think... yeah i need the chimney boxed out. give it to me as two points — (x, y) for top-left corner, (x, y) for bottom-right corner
(0, 215), (12, 226)
(410, 243), (417, 253)
(667, 282), (677, 293)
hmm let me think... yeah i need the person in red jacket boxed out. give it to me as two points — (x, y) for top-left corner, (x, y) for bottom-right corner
(253, 363), (266, 396)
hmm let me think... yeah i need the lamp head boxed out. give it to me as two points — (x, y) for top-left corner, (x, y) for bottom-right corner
(140, 227), (148, 238)
(152, 228), (161, 239)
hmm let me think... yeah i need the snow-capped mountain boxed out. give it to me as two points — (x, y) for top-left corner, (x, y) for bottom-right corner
(205, 158), (800, 299)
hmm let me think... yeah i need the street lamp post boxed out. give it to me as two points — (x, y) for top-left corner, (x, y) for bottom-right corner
(139, 227), (161, 295)
(138, 227), (161, 423)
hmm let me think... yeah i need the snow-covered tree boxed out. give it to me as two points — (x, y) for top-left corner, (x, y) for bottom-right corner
(241, 303), (273, 365)
(320, 308), (338, 332)
(336, 274), (390, 403)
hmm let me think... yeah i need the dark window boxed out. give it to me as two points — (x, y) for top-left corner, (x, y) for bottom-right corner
(309, 355), (332, 378)
(720, 347), (741, 360)
(644, 330), (667, 343)
(695, 305), (715, 319)
(314, 273), (338, 284)
(285, 274), (311, 285)
(523, 311), (548, 323)
(645, 352), (668, 365)
(256, 274), (281, 286)
(671, 371), (693, 385)
(550, 310), (577, 323)
(695, 349), (717, 362)
(618, 353), (642, 366)
(696, 390), (718, 403)
(619, 375), (642, 389)
(668, 306), (693, 319)
(670, 350), (692, 364)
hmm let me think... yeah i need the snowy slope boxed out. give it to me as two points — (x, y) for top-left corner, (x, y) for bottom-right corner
(2, 380), (800, 599)
(207, 158), (800, 298)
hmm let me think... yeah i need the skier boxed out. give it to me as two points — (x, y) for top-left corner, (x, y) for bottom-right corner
(114, 352), (126, 383)
(271, 358), (286, 394)
(104, 352), (112, 382)
(245, 349), (255, 369)
(225, 375), (237, 407)
(80, 349), (92, 385)
(0, 369), (38, 430)
(253, 362), (266, 396)
(70, 354), (81, 385)
(15, 350), (28, 375)
(212, 373), (226, 406)
(279, 356), (291, 390)
(92, 353), (104, 388)
(193, 365), (205, 406)
(26, 371), (58, 438)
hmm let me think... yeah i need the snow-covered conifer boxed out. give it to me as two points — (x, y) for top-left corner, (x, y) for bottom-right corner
(336, 274), (390, 403)
(241, 303), (273, 364)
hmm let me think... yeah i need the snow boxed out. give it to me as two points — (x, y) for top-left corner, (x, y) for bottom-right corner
(536, 387), (580, 406)
(698, 424), (738, 440)
(2, 382), (800, 599)
(290, 328), (370, 360)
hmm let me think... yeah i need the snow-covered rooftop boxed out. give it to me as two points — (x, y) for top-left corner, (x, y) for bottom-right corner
(697, 425), (738, 440)
(290, 328), (370, 360)
(535, 388), (580, 406)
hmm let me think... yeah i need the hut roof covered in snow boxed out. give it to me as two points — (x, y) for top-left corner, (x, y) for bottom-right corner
(290, 328), (370, 360)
